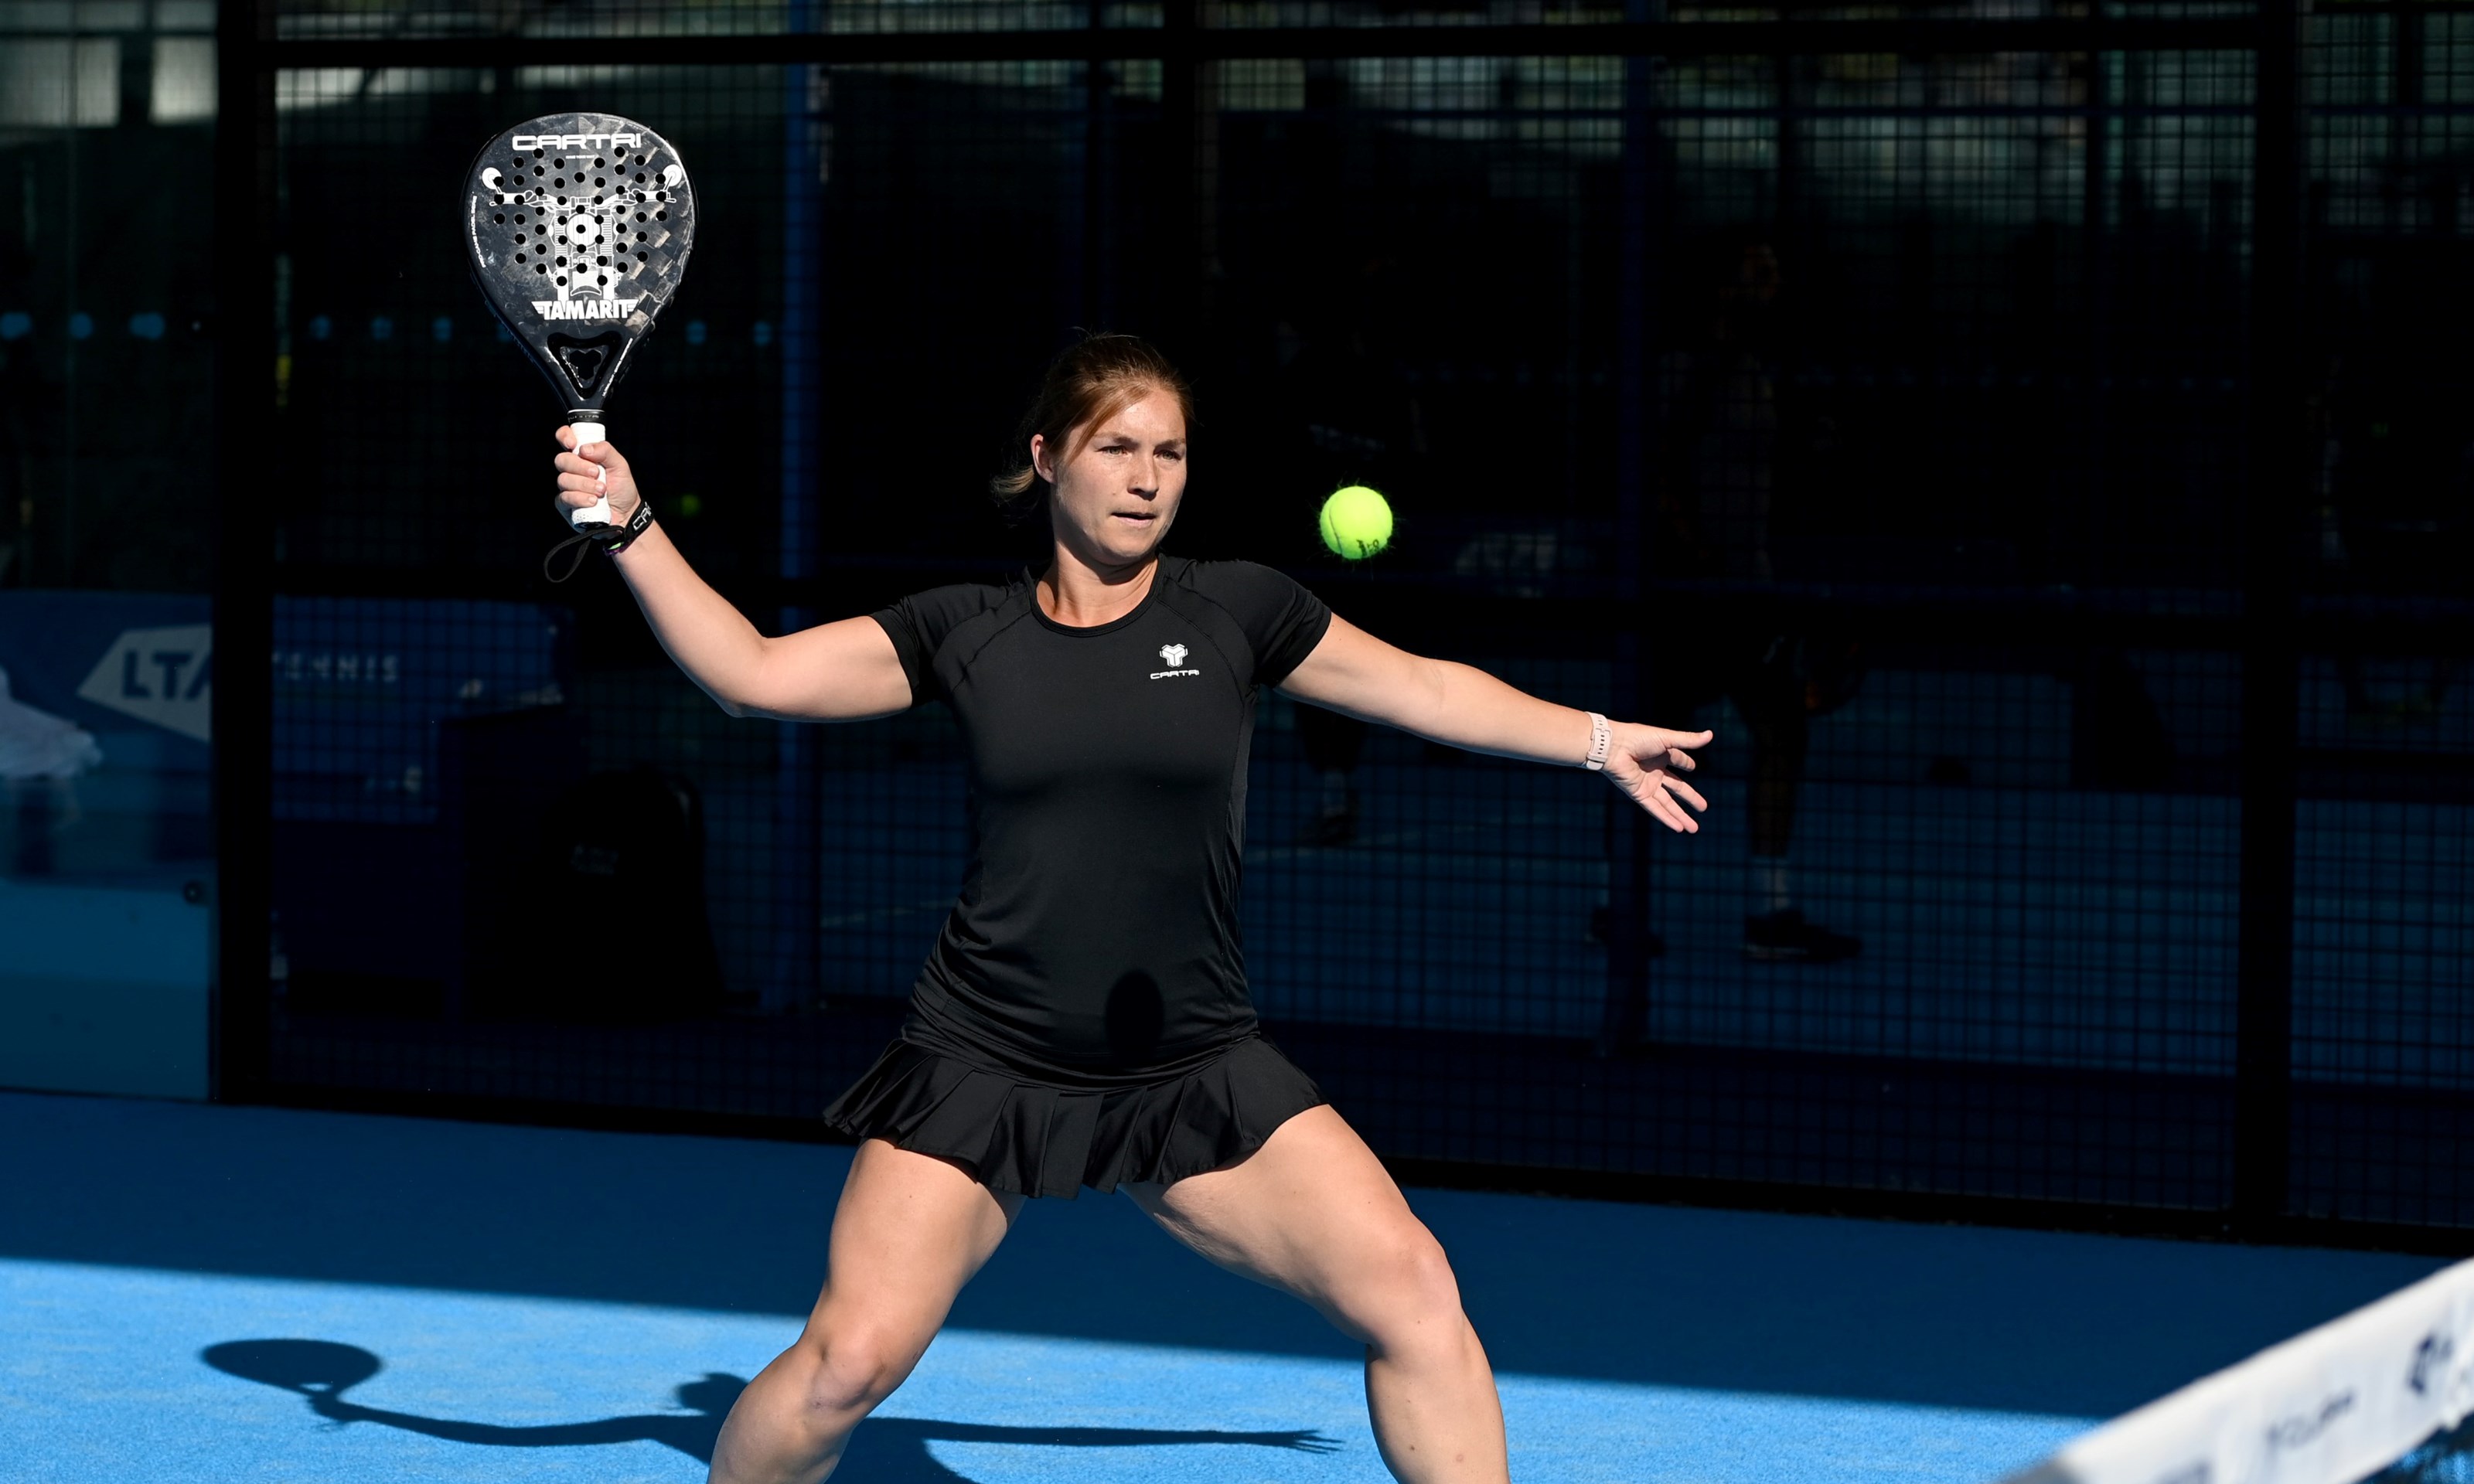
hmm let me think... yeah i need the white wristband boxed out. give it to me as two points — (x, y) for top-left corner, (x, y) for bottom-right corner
(1583, 711), (1611, 771)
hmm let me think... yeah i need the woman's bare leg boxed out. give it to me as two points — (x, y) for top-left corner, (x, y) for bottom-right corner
(708, 1139), (1023, 1484)
(1123, 1107), (1508, 1484)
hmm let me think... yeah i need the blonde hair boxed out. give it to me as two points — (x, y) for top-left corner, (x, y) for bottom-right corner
(991, 332), (1195, 525)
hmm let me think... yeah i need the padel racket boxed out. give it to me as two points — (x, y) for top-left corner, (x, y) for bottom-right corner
(462, 112), (697, 541)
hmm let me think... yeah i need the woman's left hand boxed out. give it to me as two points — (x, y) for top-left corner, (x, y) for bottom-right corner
(1603, 723), (1713, 833)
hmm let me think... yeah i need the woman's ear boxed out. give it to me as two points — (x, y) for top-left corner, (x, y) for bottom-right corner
(1029, 434), (1053, 485)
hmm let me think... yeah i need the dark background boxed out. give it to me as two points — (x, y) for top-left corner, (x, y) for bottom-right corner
(4, 0), (2468, 1247)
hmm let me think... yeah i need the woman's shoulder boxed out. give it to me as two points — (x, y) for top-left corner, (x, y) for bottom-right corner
(898, 573), (1017, 608)
(877, 573), (1034, 645)
(1160, 555), (1309, 600)
(1156, 556), (1331, 674)
(872, 574), (1041, 702)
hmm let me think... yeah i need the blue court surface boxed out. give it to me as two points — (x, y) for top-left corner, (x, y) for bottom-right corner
(0, 1091), (2446, 1483)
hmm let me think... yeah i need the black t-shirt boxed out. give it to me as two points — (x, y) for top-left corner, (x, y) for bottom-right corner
(871, 556), (1332, 1077)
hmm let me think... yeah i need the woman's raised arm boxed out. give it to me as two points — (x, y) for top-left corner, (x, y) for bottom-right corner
(1276, 614), (1712, 834)
(555, 427), (914, 721)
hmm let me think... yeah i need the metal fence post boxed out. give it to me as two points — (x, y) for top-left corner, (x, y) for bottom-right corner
(769, 0), (826, 1011)
(212, 0), (276, 1101)
(2234, 0), (2306, 1234)
(1603, 0), (1664, 1055)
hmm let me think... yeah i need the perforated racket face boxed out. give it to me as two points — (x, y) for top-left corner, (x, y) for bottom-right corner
(462, 114), (697, 414)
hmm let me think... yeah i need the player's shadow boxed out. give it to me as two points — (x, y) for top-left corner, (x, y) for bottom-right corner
(201, 1339), (1340, 1483)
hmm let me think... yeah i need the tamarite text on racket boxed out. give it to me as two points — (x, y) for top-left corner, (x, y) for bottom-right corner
(462, 114), (697, 541)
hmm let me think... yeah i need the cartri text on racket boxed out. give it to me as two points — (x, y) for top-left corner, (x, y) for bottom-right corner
(512, 132), (645, 150)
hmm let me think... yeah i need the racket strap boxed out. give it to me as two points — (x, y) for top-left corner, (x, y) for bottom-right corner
(544, 499), (653, 583)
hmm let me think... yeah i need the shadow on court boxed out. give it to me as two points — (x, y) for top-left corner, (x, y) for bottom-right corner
(200, 1339), (1338, 1482)
(5, 1093), (2444, 1421)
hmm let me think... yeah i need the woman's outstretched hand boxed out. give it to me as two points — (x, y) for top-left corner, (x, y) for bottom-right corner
(1602, 723), (1714, 833)
(552, 425), (646, 529)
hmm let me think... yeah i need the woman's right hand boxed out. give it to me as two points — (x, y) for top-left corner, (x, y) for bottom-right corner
(553, 425), (646, 529)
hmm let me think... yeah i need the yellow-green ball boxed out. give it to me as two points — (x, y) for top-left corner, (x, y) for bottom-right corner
(1319, 485), (1393, 560)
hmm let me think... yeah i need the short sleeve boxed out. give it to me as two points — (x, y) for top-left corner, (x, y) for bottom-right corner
(1191, 560), (1333, 687)
(871, 583), (1006, 706)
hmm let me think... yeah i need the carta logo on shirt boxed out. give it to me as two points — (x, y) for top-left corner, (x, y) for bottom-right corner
(1150, 642), (1201, 680)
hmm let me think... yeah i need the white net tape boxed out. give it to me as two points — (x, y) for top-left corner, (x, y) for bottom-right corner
(2004, 1258), (2474, 1484)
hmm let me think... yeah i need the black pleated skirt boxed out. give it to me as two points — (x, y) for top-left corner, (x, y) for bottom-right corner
(822, 1029), (1327, 1200)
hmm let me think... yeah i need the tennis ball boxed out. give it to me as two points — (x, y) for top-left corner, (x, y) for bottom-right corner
(1319, 485), (1393, 560)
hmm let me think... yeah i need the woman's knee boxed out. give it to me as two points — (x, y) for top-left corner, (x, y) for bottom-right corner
(792, 1320), (921, 1418)
(1339, 1229), (1471, 1354)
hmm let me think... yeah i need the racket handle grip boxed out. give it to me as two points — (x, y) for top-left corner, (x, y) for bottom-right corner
(569, 419), (612, 530)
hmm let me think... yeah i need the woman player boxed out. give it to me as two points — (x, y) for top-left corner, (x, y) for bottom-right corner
(550, 333), (1712, 1484)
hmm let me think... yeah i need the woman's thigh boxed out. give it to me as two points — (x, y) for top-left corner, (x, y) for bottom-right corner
(800, 1139), (1024, 1357)
(1121, 1106), (1458, 1341)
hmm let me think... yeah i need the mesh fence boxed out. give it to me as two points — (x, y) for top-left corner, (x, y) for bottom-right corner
(193, 5), (2474, 1231)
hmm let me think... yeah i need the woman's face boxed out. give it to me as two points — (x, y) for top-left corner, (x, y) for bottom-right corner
(1031, 386), (1188, 572)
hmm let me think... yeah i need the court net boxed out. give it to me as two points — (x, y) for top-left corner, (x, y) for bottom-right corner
(2002, 1258), (2474, 1484)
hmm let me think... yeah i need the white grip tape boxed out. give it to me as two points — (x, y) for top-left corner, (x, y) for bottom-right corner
(569, 420), (612, 529)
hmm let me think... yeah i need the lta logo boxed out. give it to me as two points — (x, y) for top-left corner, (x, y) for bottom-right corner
(77, 624), (212, 743)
